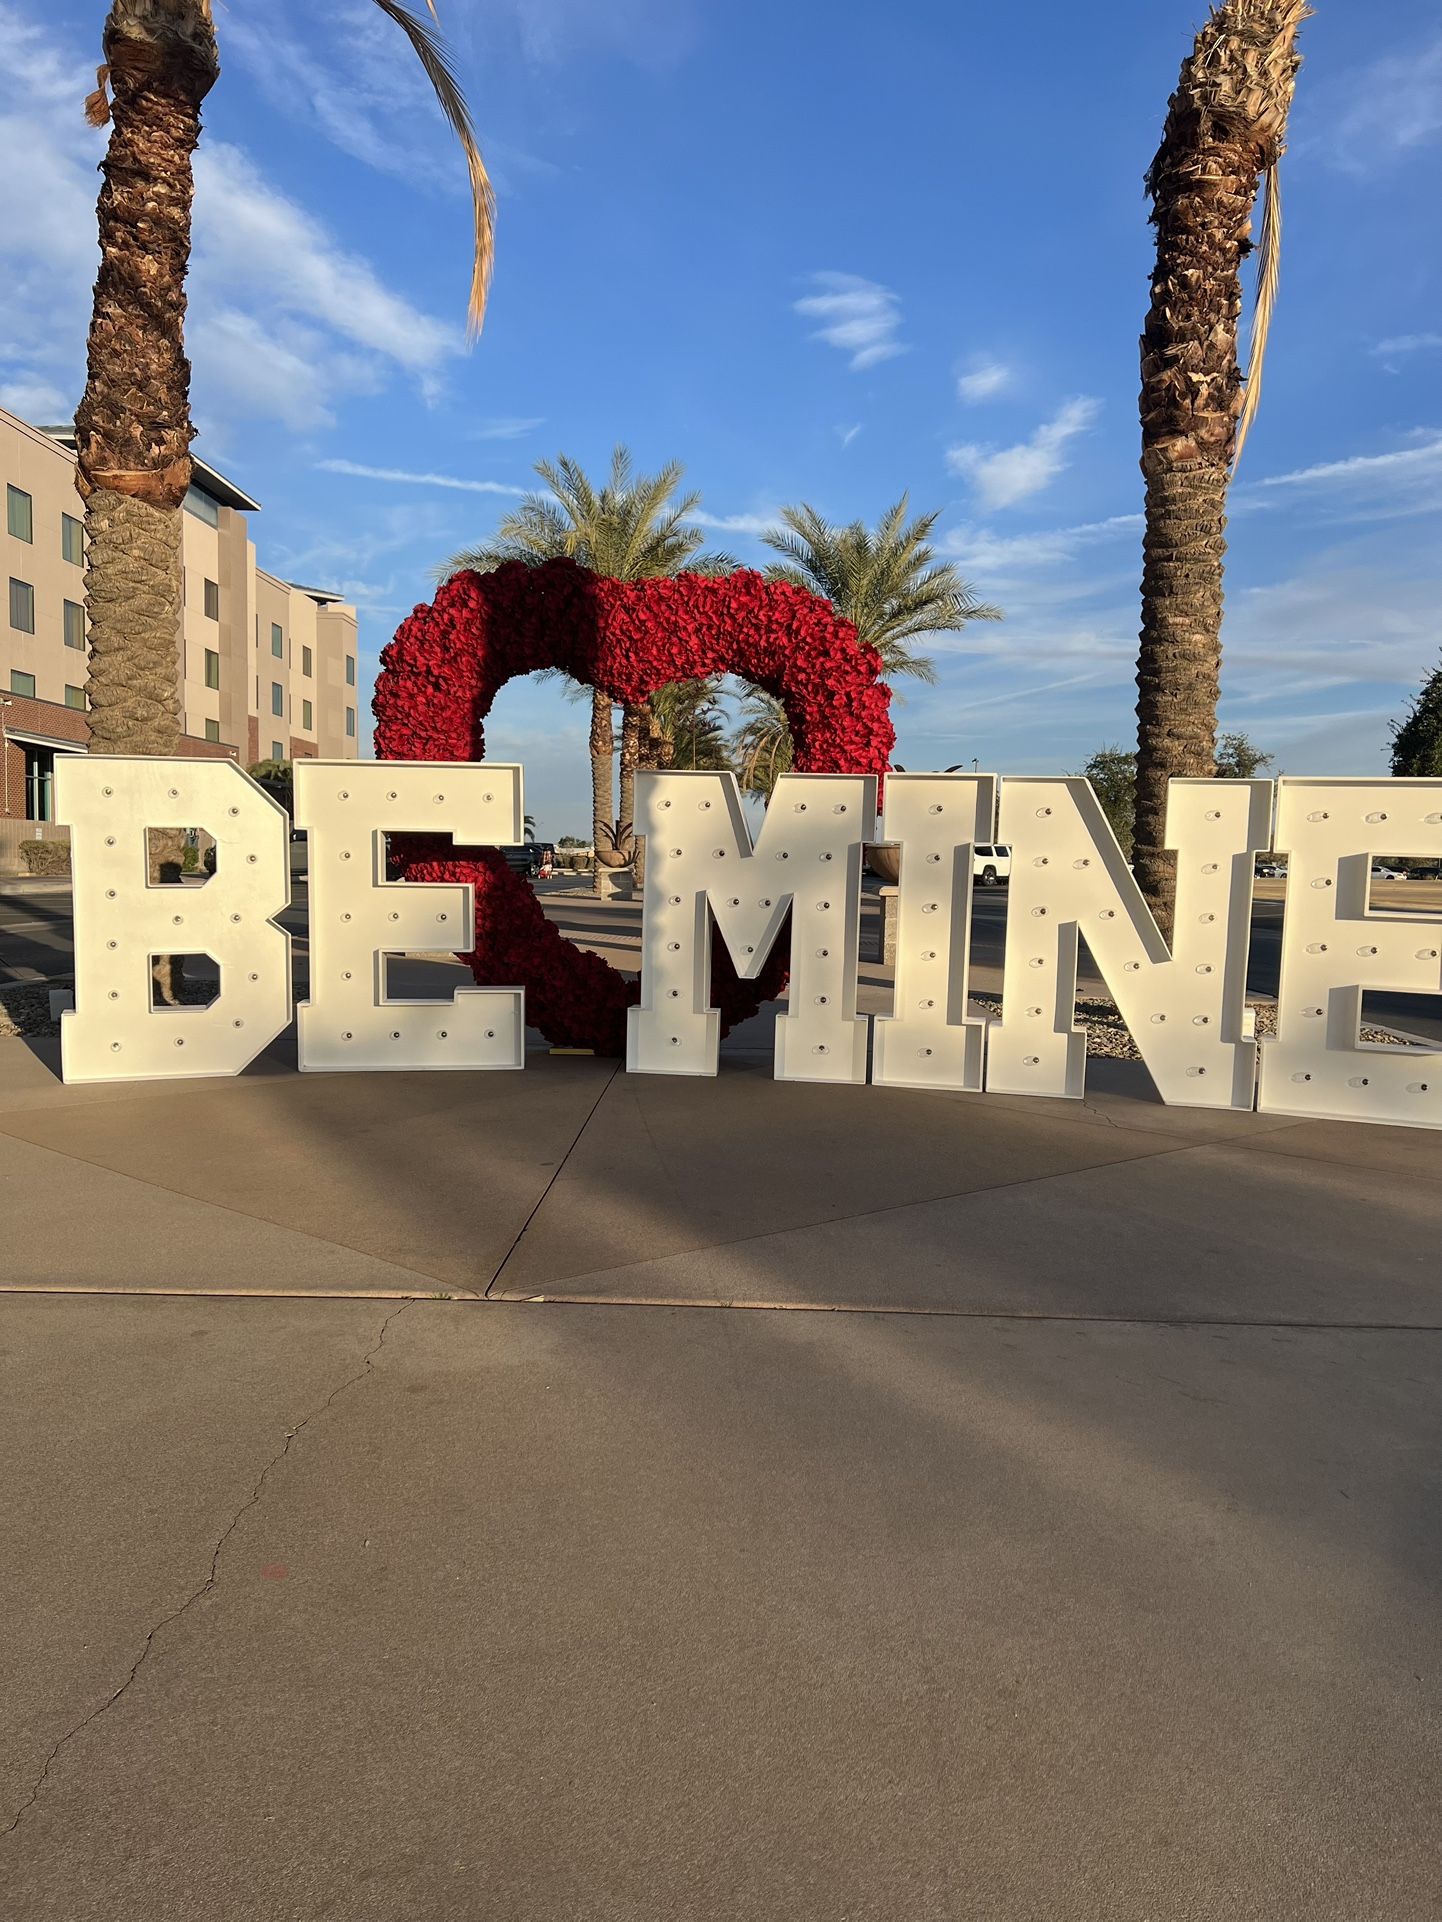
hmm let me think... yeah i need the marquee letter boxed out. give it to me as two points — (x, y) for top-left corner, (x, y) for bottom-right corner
(1257, 778), (1441, 1128)
(627, 770), (876, 1082)
(55, 757), (291, 1083)
(295, 760), (525, 1073)
(985, 776), (1271, 1108)
(871, 773), (997, 1092)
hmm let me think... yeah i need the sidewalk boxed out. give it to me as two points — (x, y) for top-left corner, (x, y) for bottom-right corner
(1, 1031), (1438, 1919)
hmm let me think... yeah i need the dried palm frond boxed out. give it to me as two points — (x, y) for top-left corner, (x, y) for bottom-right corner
(1233, 156), (1281, 466)
(370, 0), (495, 338)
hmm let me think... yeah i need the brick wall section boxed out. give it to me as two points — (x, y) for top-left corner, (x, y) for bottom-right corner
(2, 693), (235, 819)
(177, 735), (239, 761)
(1, 694), (88, 819)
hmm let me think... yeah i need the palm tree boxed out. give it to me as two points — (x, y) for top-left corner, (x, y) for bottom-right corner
(651, 680), (733, 773)
(447, 447), (732, 892)
(754, 498), (1000, 782)
(75, 0), (492, 996)
(760, 497), (999, 685)
(732, 688), (793, 801)
(1133, 0), (1306, 935)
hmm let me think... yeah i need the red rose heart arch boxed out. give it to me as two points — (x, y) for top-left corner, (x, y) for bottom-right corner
(373, 559), (895, 1055)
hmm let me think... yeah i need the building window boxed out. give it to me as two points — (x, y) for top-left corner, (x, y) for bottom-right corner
(203, 647), (220, 689)
(7, 485), (34, 543)
(64, 684), (86, 710)
(204, 718), (221, 743)
(64, 600), (85, 649)
(271, 740), (285, 762)
(10, 668), (36, 698)
(9, 578), (35, 633)
(302, 697), (313, 731)
(345, 705), (356, 738)
(183, 484), (220, 528)
(203, 577), (220, 620)
(61, 513), (83, 566)
(271, 682), (284, 717)
(24, 745), (55, 822)
(302, 645), (313, 677)
(271, 623), (284, 658)
(345, 655), (356, 687)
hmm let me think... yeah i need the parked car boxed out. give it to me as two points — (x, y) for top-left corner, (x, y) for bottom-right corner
(1370, 861), (1407, 881)
(1256, 860), (1288, 878)
(499, 844), (542, 878)
(974, 844), (1011, 887)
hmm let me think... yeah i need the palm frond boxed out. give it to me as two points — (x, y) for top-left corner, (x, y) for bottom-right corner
(1233, 155), (1282, 466)
(369, 0), (495, 338)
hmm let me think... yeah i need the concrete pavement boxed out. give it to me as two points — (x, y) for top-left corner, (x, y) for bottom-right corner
(1, 1029), (1439, 1918)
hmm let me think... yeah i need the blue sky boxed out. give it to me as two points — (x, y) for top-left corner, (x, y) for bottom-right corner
(2, 0), (1439, 838)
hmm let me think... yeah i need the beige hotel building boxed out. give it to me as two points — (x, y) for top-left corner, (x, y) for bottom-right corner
(1, 405), (359, 857)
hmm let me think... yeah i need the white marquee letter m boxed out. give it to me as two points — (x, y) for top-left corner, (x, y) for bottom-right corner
(627, 770), (877, 1083)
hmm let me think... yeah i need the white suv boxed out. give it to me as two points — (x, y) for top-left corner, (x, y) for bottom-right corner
(974, 844), (1012, 887)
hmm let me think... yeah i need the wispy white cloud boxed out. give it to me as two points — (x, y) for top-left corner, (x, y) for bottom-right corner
(221, 1), (559, 193)
(1322, 33), (1442, 174)
(316, 459), (529, 495)
(469, 416), (547, 441)
(836, 422), (862, 449)
(947, 397), (1101, 509)
(0, 6), (463, 435)
(943, 513), (1142, 575)
(192, 144), (458, 378)
(956, 356), (1012, 404)
(794, 273), (906, 371)
(1253, 436), (1442, 492)
(1371, 332), (1442, 358)
(688, 508), (780, 536)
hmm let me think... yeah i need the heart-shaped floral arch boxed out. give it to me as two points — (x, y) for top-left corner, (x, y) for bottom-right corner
(373, 558), (894, 1055)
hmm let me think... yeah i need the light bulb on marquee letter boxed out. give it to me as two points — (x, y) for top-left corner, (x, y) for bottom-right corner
(627, 770), (876, 1083)
(871, 773), (997, 1092)
(1257, 778), (1441, 1129)
(985, 776), (1271, 1109)
(294, 760), (526, 1073)
(55, 757), (292, 1083)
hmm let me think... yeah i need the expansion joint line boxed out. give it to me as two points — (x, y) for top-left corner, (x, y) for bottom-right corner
(485, 1060), (621, 1297)
(1, 1297), (414, 1840)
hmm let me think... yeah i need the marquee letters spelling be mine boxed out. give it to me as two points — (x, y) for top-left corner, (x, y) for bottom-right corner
(50, 758), (1442, 1132)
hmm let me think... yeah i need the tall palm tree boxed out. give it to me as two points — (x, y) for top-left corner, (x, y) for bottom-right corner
(732, 688), (793, 801)
(753, 496), (1000, 783)
(75, 1), (492, 995)
(761, 497), (999, 685)
(1133, 0), (1306, 934)
(650, 679), (733, 773)
(447, 448), (732, 893)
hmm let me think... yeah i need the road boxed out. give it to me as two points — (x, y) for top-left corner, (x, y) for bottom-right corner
(3, 872), (1439, 1044)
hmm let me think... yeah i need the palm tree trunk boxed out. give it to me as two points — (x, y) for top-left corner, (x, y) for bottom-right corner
(1133, 0), (1305, 938)
(589, 688), (615, 897)
(75, 1), (218, 1000)
(618, 702), (643, 854)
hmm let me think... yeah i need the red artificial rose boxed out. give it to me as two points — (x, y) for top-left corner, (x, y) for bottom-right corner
(374, 559), (893, 1055)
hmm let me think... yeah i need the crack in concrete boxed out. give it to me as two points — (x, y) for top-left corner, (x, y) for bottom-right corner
(1, 1297), (414, 1841)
